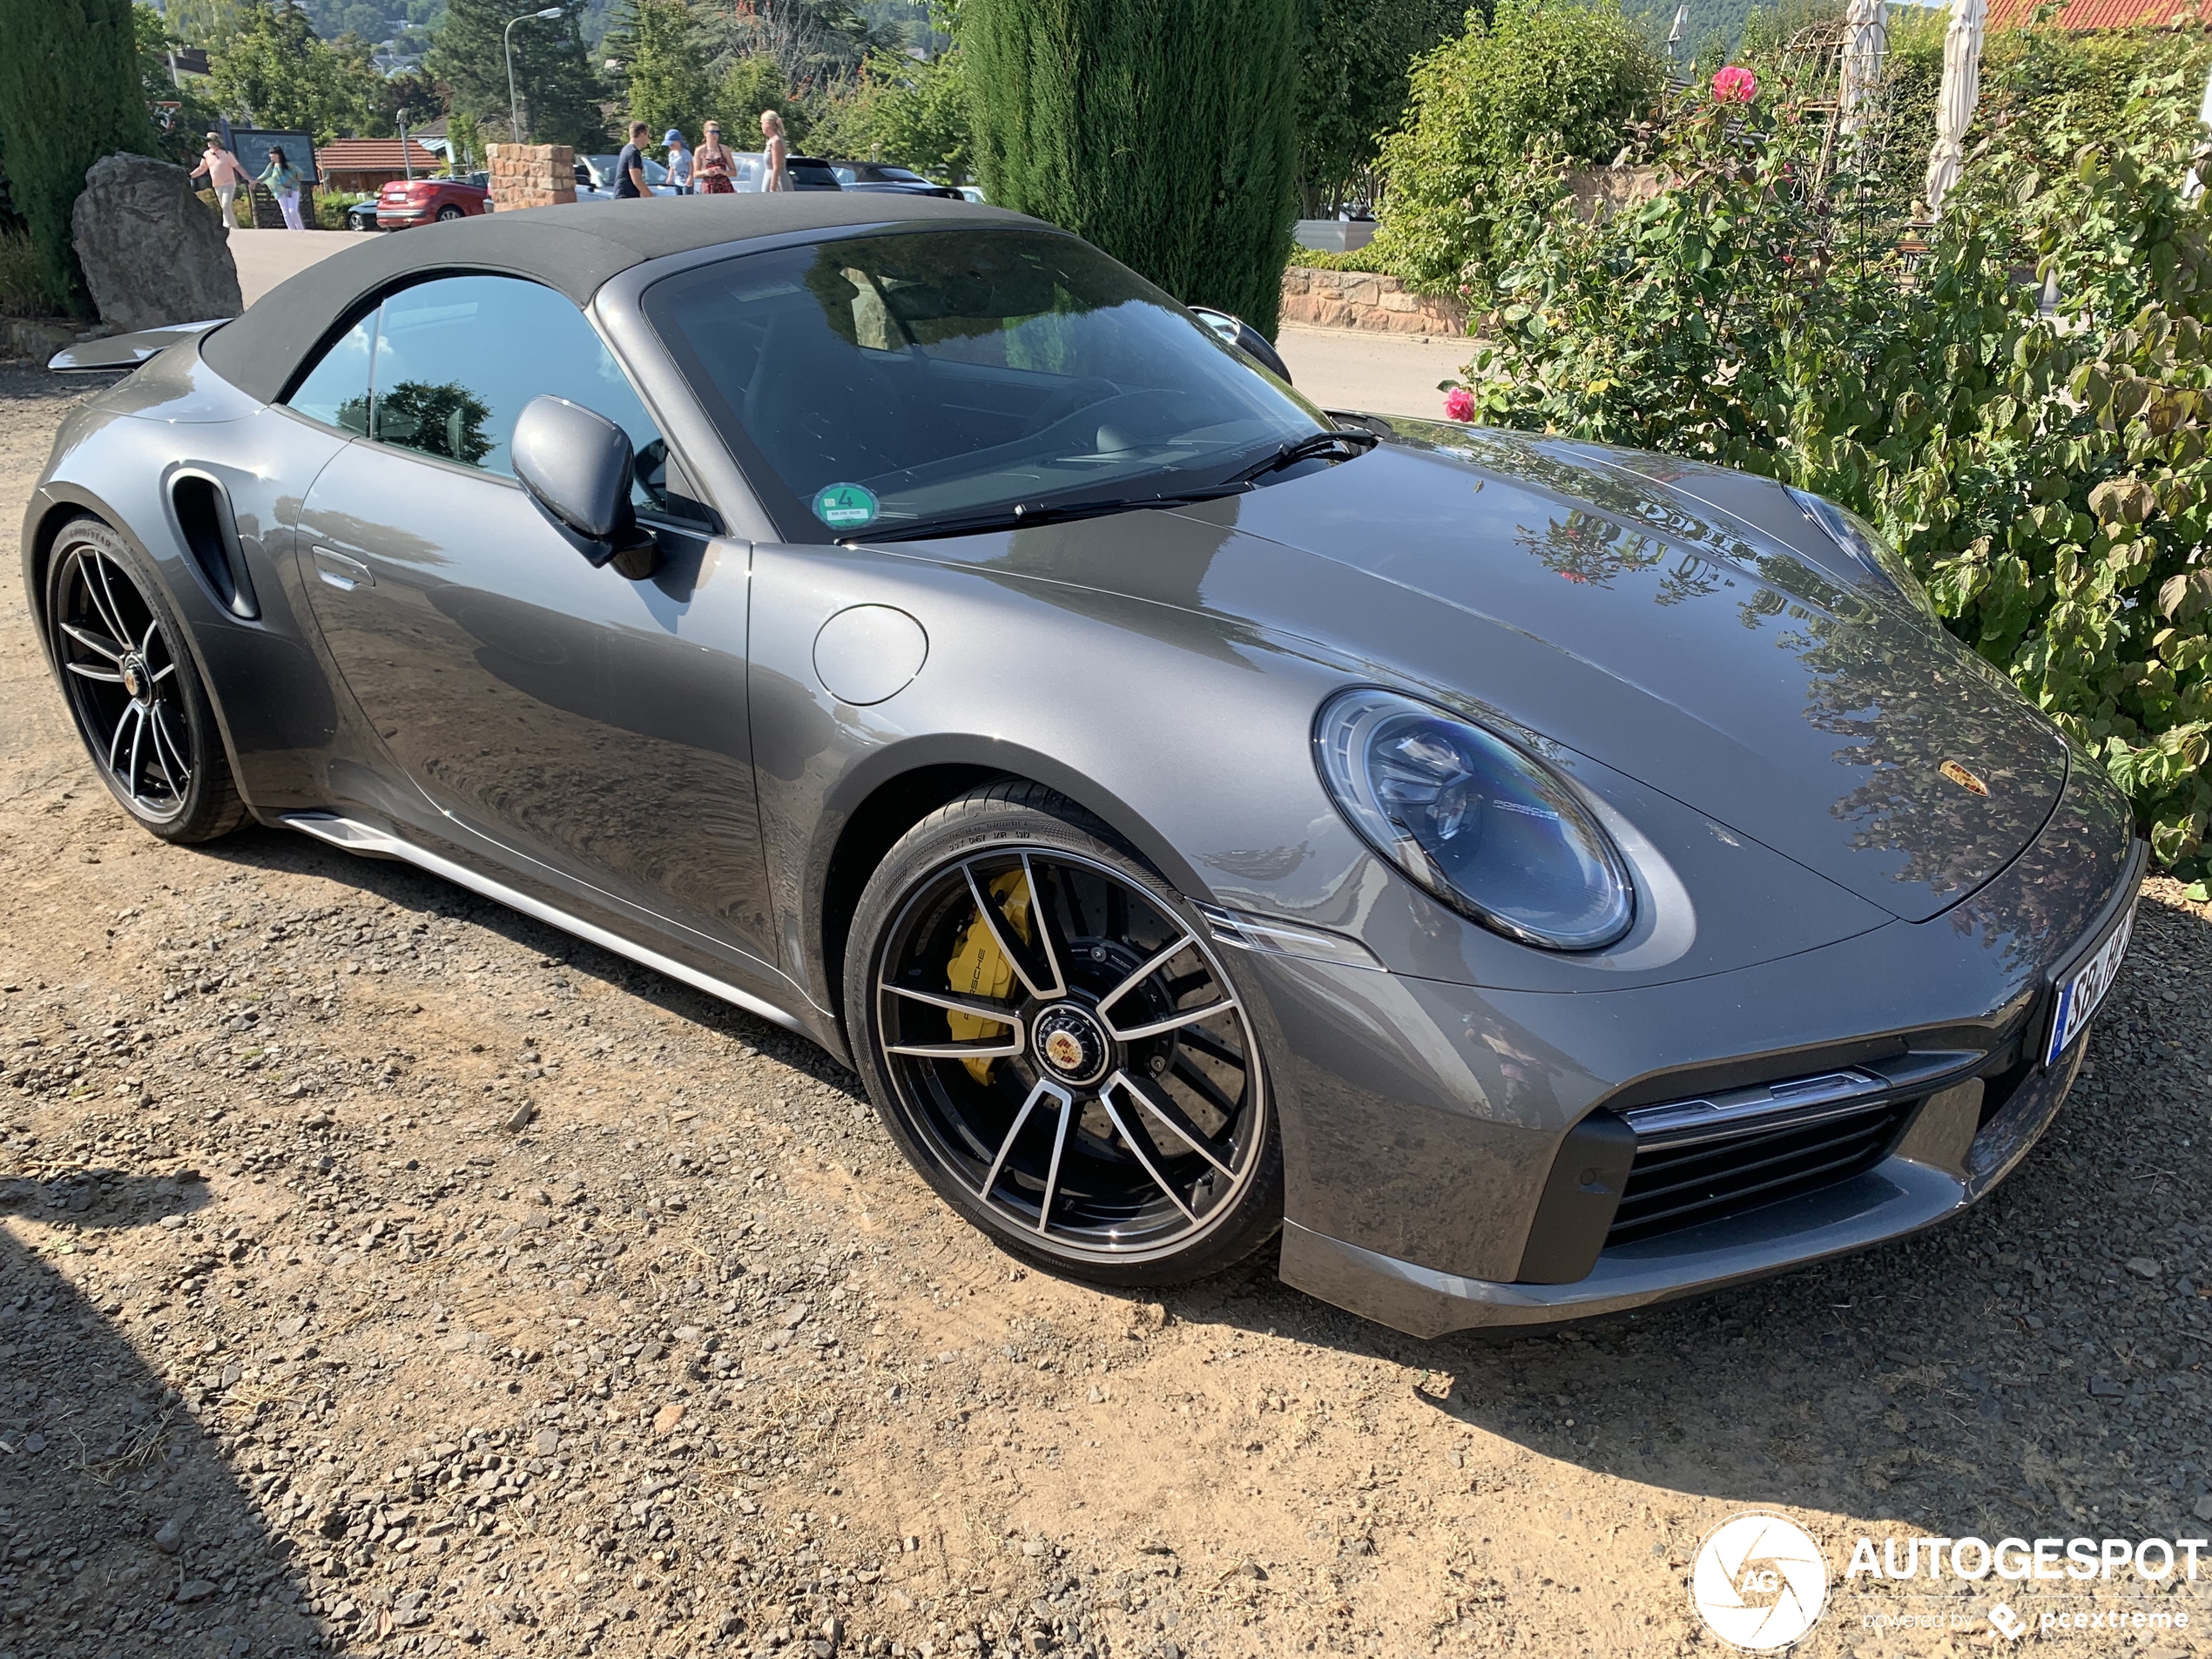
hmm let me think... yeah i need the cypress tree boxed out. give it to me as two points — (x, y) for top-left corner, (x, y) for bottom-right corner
(0, 0), (156, 314)
(962, 0), (1301, 335)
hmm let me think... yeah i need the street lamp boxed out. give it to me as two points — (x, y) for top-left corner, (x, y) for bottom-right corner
(504, 6), (563, 144)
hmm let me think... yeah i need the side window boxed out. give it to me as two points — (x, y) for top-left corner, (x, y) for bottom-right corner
(367, 274), (673, 509)
(285, 311), (375, 435)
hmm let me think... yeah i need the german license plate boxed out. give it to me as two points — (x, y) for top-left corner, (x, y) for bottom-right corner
(2043, 900), (2134, 1067)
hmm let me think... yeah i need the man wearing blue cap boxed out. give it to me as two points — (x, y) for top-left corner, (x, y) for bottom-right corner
(664, 129), (693, 195)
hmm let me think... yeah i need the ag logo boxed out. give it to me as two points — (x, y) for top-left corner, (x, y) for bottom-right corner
(1689, 1512), (1828, 1651)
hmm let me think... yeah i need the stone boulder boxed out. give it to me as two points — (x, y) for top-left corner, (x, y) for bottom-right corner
(70, 152), (243, 333)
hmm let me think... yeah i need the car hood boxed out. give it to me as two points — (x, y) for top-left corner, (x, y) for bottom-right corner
(893, 425), (2071, 923)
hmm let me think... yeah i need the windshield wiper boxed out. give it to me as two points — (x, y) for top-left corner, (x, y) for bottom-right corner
(1221, 428), (1378, 487)
(847, 487), (1240, 544)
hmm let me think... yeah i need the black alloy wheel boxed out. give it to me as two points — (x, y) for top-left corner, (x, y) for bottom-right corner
(847, 783), (1280, 1284)
(45, 519), (246, 844)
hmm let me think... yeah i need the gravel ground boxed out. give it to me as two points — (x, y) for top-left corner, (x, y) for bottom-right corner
(3, 361), (2210, 1659)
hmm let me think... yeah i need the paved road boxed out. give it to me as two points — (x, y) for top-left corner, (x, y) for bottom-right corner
(1273, 321), (1470, 421)
(228, 226), (351, 304)
(232, 231), (1471, 420)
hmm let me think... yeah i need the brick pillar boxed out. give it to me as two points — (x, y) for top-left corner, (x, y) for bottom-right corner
(487, 144), (577, 212)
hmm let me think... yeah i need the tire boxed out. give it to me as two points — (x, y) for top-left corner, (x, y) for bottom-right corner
(845, 779), (1283, 1287)
(435, 205), (465, 221)
(44, 516), (248, 846)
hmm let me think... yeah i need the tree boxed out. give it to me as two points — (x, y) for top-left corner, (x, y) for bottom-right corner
(135, 1), (227, 165)
(0, 0), (156, 314)
(1294, 0), (1460, 218)
(208, 1), (383, 140)
(428, 0), (607, 149)
(1366, 0), (1665, 291)
(838, 48), (970, 179)
(606, 0), (712, 144)
(716, 53), (811, 147)
(963, 0), (1302, 335)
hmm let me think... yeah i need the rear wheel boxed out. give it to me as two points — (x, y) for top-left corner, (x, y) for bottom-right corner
(435, 205), (465, 221)
(846, 781), (1281, 1285)
(44, 518), (247, 844)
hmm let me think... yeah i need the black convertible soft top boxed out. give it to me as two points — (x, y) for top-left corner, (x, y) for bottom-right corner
(200, 192), (1024, 405)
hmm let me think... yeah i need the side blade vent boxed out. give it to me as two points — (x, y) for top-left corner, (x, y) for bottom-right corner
(170, 472), (259, 620)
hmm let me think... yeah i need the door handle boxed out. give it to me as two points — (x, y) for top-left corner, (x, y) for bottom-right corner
(313, 548), (374, 591)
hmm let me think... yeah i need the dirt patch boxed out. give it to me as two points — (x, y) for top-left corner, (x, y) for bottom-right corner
(3, 364), (2210, 1659)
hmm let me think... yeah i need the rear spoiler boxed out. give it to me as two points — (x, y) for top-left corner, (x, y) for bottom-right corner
(48, 317), (229, 373)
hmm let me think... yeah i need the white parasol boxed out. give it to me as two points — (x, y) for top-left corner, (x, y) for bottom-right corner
(1924, 0), (1987, 220)
(1838, 0), (1889, 140)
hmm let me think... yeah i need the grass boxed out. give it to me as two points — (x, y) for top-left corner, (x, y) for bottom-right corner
(0, 226), (65, 320)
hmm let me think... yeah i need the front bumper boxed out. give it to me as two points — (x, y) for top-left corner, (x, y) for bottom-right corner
(1280, 1035), (2084, 1336)
(1261, 760), (2141, 1337)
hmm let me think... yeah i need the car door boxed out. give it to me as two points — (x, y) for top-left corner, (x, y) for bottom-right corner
(286, 273), (780, 968)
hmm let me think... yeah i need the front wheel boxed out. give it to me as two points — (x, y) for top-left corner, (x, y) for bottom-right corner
(846, 781), (1281, 1286)
(44, 517), (247, 844)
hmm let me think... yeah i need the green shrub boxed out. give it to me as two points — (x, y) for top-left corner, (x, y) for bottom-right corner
(963, 0), (1302, 335)
(1286, 242), (1396, 273)
(1366, 0), (1666, 294)
(0, 226), (67, 318)
(316, 190), (370, 229)
(1453, 78), (2212, 869)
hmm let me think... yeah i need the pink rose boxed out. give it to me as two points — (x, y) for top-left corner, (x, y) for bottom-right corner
(1712, 65), (1757, 104)
(1443, 388), (1476, 422)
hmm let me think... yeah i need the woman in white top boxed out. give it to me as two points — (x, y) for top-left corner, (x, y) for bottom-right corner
(760, 110), (788, 192)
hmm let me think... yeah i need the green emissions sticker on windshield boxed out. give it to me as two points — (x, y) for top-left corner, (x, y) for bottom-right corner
(813, 482), (880, 529)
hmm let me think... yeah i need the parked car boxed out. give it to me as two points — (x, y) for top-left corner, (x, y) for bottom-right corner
(375, 174), (491, 230)
(574, 154), (679, 200)
(955, 185), (988, 205)
(830, 160), (961, 199)
(711, 153), (842, 192)
(29, 196), (2141, 1337)
(344, 198), (380, 232)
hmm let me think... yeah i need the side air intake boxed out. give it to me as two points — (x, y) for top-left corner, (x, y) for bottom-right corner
(169, 471), (258, 620)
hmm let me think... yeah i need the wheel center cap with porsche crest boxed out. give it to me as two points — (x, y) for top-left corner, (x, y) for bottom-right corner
(1033, 1004), (1110, 1087)
(119, 654), (150, 704)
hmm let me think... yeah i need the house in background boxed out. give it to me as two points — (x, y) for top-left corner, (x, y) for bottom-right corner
(1982, 0), (2197, 25)
(314, 138), (446, 195)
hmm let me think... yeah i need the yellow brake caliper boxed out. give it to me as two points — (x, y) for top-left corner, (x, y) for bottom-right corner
(945, 870), (1034, 1083)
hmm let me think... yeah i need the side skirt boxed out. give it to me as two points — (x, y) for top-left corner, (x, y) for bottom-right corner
(282, 812), (813, 1038)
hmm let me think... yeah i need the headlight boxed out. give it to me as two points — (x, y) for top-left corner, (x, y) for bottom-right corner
(1314, 688), (1635, 951)
(1786, 487), (1935, 617)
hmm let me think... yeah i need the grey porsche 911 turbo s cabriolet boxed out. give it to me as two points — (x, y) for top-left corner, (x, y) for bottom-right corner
(24, 194), (2141, 1337)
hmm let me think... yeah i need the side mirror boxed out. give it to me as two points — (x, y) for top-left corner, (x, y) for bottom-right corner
(1188, 304), (1293, 385)
(511, 395), (660, 577)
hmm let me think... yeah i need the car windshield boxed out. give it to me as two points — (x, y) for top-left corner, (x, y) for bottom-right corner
(644, 227), (1329, 542)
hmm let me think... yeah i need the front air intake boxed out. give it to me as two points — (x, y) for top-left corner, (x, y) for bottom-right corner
(1606, 1094), (1917, 1247)
(169, 471), (258, 619)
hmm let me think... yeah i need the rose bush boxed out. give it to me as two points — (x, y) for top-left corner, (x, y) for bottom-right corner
(1450, 78), (2212, 872)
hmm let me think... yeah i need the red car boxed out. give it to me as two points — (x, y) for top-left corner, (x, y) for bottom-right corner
(374, 175), (491, 231)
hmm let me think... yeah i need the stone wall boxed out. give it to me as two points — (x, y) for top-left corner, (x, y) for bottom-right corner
(1279, 266), (1466, 336)
(486, 144), (577, 212)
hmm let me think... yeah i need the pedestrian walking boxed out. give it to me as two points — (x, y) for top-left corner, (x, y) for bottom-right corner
(694, 121), (736, 193)
(760, 110), (788, 192)
(614, 122), (651, 199)
(259, 145), (307, 230)
(664, 129), (693, 194)
(190, 132), (248, 232)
